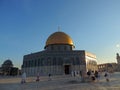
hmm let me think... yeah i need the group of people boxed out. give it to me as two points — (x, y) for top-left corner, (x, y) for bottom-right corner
(87, 70), (100, 82)
(71, 70), (110, 82)
(21, 70), (110, 84)
(71, 70), (83, 77)
(87, 70), (110, 82)
(104, 71), (110, 82)
(21, 72), (52, 84)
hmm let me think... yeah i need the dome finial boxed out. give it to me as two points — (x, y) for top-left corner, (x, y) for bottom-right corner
(58, 26), (61, 31)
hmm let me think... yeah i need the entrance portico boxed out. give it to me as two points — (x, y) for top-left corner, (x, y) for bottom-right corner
(64, 65), (70, 74)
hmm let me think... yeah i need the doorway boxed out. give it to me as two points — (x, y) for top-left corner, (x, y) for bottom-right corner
(64, 65), (70, 74)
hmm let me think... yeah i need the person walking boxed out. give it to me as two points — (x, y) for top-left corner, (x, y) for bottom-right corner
(104, 71), (110, 82)
(21, 72), (26, 84)
(94, 71), (99, 82)
(48, 73), (52, 81)
(36, 72), (40, 82)
(87, 70), (91, 78)
(91, 71), (95, 82)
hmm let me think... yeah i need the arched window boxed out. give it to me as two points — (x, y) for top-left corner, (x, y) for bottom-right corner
(41, 58), (44, 66)
(29, 61), (31, 67)
(51, 46), (54, 50)
(53, 57), (56, 65)
(58, 57), (62, 65)
(34, 60), (37, 66)
(31, 60), (34, 67)
(64, 46), (67, 50)
(57, 46), (60, 51)
(47, 57), (51, 66)
(38, 59), (40, 66)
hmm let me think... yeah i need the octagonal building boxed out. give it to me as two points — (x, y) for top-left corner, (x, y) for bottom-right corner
(22, 31), (97, 76)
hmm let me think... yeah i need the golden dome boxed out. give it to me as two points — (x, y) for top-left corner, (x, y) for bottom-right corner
(45, 31), (74, 47)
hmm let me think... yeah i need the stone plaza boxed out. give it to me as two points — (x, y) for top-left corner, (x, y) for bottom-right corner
(0, 72), (120, 90)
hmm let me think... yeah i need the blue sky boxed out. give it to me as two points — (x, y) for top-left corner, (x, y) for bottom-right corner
(0, 0), (120, 68)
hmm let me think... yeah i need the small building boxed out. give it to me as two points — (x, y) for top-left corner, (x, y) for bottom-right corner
(22, 31), (98, 76)
(1, 59), (19, 76)
(98, 63), (118, 72)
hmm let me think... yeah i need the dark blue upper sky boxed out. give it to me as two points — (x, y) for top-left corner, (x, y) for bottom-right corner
(0, 0), (120, 68)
